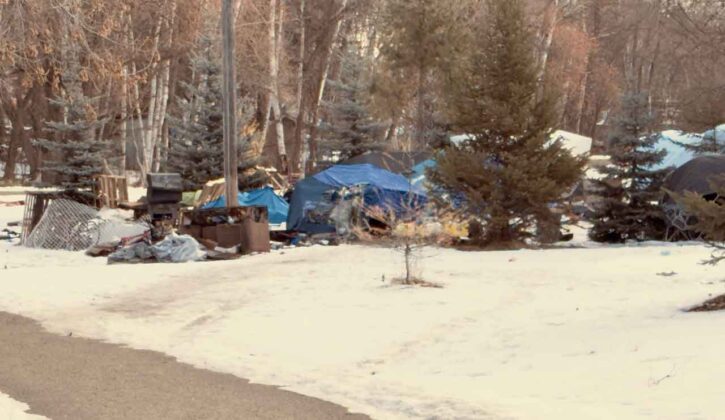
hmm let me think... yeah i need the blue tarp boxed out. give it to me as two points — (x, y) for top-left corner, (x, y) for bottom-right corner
(312, 164), (425, 194)
(202, 187), (290, 224)
(286, 177), (338, 234)
(287, 164), (427, 233)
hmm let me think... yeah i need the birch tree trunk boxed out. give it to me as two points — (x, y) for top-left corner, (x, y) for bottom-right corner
(151, 1), (176, 172)
(269, 0), (287, 173)
(291, 0), (306, 175)
(120, 66), (128, 173)
(536, 0), (559, 101)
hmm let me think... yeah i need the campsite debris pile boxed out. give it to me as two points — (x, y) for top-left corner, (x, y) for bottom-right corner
(107, 232), (206, 264)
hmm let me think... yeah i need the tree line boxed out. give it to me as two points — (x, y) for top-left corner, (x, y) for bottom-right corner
(0, 0), (722, 185)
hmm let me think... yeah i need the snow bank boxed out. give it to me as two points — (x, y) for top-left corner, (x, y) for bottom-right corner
(0, 393), (47, 420)
(2, 203), (725, 419)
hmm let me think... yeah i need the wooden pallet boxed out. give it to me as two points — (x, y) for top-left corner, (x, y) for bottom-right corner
(94, 175), (129, 208)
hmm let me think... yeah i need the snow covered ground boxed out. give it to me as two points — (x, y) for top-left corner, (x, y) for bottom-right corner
(2, 200), (725, 419)
(0, 393), (46, 420)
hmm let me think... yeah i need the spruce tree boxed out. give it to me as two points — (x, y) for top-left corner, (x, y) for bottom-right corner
(428, 0), (584, 246)
(35, 42), (106, 194)
(166, 35), (225, 191)
(319, 45), (386, 160)
(589, 93), (668, 243)
(167, 27), (269, 193)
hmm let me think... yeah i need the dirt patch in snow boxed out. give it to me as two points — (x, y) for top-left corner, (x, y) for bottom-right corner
(688, 294), (725, 312)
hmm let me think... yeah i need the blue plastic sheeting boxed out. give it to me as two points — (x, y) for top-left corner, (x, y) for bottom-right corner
(286, 177), (338, 234)
(201, 187), (290, 224)
(312, 164), (426, 195)
(287, 164), (427, 233)
(410, 159), (436, 188)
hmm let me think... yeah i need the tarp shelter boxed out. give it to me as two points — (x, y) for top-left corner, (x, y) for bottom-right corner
(662, 155), (725, 203)
(201, 187), (289, 225)
(287, 164), (426, 233)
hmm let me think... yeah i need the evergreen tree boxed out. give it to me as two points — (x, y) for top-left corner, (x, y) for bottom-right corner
(34, 39), (106, 194)
(590, 93), (668, 242)
(166, 34), (268, 192)
(428, 0), (584, 246)
(675, 175), (725, 264)
(319, 45), (386, 160)
(376, 0), (468, 149)
(166, 35), (225, 191)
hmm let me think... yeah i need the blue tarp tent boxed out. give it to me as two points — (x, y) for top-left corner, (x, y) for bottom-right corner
(202, 187), (290, 224)
(287, 164), (426, 233)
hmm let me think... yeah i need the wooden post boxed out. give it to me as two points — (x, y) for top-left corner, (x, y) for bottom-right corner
(222, 0), (239, 208)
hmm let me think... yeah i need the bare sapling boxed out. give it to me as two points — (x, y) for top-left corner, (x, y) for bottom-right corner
(356, 199), (457, 288)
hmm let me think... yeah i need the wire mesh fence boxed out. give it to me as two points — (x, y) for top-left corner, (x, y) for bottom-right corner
(24, 199), (148, 251)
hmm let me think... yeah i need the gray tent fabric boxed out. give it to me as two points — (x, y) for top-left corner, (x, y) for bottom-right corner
(663, 155), (725, 203)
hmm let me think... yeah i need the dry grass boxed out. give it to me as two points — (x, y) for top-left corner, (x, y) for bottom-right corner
(390, 277), (443, 288)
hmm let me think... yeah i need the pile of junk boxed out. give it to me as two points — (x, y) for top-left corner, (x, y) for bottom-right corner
(18, 173), (274, 264)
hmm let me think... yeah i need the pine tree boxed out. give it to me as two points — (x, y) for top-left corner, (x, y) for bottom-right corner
(166, 33), (268, 192)
(34, 34), (106, 194)
(166, 35), (225, 191)
(319, 45), (386, 160)
(590, 93), (668, 243)
(428, 0), (584, 246)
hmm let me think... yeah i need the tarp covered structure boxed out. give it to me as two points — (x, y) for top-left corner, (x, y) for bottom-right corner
(287, 164), (426, 233)
(662, 155), (725, 203)
(201, 187), (289, 224)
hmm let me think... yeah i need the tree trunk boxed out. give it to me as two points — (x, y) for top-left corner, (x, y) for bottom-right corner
(120, 66), (128, 173)
(306, 0), (349, 174)
(291, 0), (306, 175)
(269, 0), (287, 173)
(222, 0), (239, 207)
(536, 0), (559, 101)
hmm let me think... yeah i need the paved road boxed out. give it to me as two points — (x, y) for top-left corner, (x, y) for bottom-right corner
(0, 312), (369, 420)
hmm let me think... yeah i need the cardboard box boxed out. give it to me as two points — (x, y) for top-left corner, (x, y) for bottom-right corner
(179, 225), (202, 240)
(240, 218), (270, 254)
(202, 226), (218, 243)
(215, 224), (243, 248)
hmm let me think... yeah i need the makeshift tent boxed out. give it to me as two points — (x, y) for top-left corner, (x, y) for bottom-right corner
(287, 164), (426, 233)
(662, 155), (725, 203)
(661, 155), (725, 239)
(202, 187), (289, 224)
